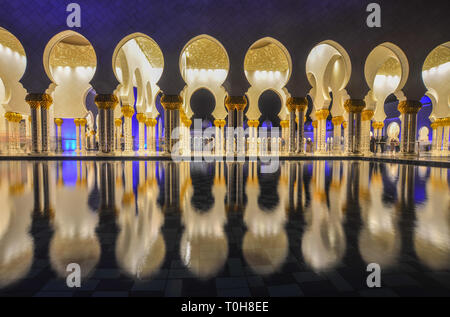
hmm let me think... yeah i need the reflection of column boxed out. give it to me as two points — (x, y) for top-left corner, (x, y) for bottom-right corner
(74, 119), (81, 152)
(160, 95), (183, 154)
(344, 99), (365, 154)
(54, 118), (63, 153)
(121, 105), (134, 153)
(398, 100), (422, 155)
(136, 113), (146, 153)
(26, 94), (47, 154)
(332, 116), (344, 153)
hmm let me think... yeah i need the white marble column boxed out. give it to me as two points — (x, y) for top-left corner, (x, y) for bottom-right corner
(121, 105), (134, 153)
(136, 113), (146, 153)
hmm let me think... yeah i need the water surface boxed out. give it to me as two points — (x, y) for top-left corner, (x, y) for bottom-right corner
(0, 160), (449, 297)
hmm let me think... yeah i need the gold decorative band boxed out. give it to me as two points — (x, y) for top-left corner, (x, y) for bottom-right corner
(115, 118), (122, 127)
(161, 94), (183, 110)
(312, 120), (318, 128)
(344, 99), (365, 113)
(397, 100), (422, 114)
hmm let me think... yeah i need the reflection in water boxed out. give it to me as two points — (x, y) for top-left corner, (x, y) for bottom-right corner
(180, 162), (228, 279)
(0, 159), (448, 293)
(116, 161), (165, 280)
(50, 162), (100, 279)
(243, 161), (288, 275)
(302, 161), (346, 272)
(0, 162), (34, 288)
(414, 167), (450, 270)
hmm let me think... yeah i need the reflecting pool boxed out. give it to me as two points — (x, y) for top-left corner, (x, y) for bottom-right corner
(0, 160), (448, 296)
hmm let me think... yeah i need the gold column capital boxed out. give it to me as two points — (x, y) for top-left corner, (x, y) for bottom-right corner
(74, 118), (81, 126)
(372, 121), (384, 129)
(121, 105), (135, 118)
(94, 94), (119, 109)
(225, 96), (247, 111)
(361, 110), (375, 121)
(344, 99), (365, 113)
(331, 116), (345, 126)
(286, 97), (308, 112)
(342, 121), (348, 129)
(115, 118), (122, 127)
(54, 118), (63, 126)
(161, 94), (183, 110)
(312, 120), (318, 129)
(397, 100), (422, 114)
(136, 113), (147, 123)
(25, 93), (53, 109)
(315, 109), (330, 120)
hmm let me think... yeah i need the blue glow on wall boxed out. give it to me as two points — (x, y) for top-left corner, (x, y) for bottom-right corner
(61, 119), (77, 151)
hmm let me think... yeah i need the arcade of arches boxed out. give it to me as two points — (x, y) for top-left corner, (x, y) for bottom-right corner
(0, 30), (449, 158)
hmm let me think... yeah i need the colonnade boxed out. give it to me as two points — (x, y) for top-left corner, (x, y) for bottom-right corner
(6, 91), (445, 158)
